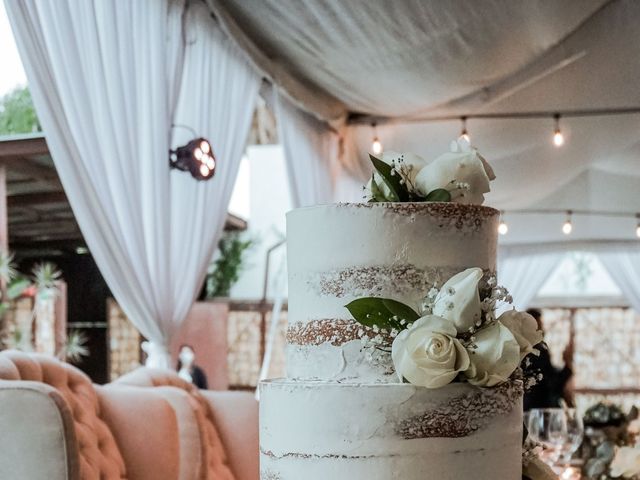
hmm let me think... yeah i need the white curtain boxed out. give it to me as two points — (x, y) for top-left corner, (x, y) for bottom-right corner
(6, 0), (260, 367)
(275, 90), (337, 207)
(598, 247), (640, 314)
(498, 249), (566, 310)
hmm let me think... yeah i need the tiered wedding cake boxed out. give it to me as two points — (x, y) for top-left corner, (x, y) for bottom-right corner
(260, 142), (543, 480)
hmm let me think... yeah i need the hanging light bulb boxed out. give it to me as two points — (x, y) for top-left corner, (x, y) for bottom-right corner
(553, 114), (565, 147)
(636, 214), (640, 238)
(371, 122), (383, 155)
(498, 211), (508, 235)
(562, 210), (573, 235)
(459, 116), (470, 143)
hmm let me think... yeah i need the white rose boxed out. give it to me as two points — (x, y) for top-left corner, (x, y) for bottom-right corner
(367, 151), (427, 199)
(414, 139), (496, 205)
(432, 267), (483, 333)
(498, 309), (543, 361)
(465, 322), (520, 387)
(392, 315), (470, 389)
(611, 446), (640, 478)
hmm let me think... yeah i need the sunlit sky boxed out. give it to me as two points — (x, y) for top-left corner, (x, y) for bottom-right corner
(0, 2), (27, 96)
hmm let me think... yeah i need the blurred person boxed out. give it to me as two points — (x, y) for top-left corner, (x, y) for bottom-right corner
(523, 308), (574, 410)
(176, 344), (208, 389)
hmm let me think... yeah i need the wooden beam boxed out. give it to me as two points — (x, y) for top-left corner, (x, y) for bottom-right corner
(9, 239), (84, 252)
(0, 156), (58, 181)
(574, 388), (640, 395)
(0, 135), (49, 157)
(7, 191), (68, 208)
(10, 231), (84, 243)
(225, 213), (248, 231)
(9, 219), (78, 232)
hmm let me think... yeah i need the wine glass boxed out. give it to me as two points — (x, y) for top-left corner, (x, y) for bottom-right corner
(527, 408), (569, 465)
(557, 408), (584, 467)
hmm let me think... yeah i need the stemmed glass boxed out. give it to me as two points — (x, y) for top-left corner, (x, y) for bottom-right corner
(527, 408), (569, 463)
(558, 409), (584, 467)
(526, 408), (584, 473)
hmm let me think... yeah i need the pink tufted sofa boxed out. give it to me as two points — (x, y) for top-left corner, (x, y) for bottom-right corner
(0, 351), (259, 480)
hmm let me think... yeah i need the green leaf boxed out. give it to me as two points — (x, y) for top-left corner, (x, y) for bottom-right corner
(345, 297), (420, 331)
(425, 188), (452, 202)
(369, 154), (405, 201)
(369, 174), (386, 202)
(6, 278), (31, 300)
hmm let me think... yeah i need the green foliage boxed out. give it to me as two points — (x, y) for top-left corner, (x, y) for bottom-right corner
(206, 232), (253, 298)
(0, 86), (41, 135)
(32, 262), (62, 290)
(369, 154), (403, 201)
(368, 154), (453, 203)
(0, 250), (17, 285)
(425, 188), (452, 202)
(6, 278), (31, 301)
(65, 330), (90, 363)
(345, 297), (419, 331)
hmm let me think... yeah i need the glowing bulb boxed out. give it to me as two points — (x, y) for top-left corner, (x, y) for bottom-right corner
(498, 221), (508, 235)
(553, 129), (564, 147)
(199, 164), (210, 177)
(553, 114), (564, 147)
(459, 117), (470, 143)
(194, 148), (203, 160)
(200, 140), (210, 154)
(636, 224), (640, 238)
(372, 137), (382, 155)
(206, 157), (215, 170)
(562, 210), (573, 235)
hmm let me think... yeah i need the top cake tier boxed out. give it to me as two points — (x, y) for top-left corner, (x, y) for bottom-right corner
(286, 202), (500, 382)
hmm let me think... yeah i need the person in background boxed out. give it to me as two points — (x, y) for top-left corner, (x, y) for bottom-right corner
(176, 344), (208, 389)
(523, 308), (574, 410)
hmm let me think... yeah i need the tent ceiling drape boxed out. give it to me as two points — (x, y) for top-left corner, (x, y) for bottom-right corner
(210, 0), (611, 119)
(210, 0), (640, 247)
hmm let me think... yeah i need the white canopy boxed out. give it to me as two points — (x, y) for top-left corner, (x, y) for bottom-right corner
(209, 0), (640, 246)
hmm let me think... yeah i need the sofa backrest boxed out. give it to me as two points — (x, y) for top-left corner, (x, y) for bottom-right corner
(0, 350), (126, 480)
(116, 368), (235, 480)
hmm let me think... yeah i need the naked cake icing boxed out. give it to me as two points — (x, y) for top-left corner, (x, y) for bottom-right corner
(285, 202), (499, 382)
(260, 141), (544, 480)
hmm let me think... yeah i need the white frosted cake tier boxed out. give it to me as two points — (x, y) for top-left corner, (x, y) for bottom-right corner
(260, 379), (523, 480)
(286, 202), (500, 382)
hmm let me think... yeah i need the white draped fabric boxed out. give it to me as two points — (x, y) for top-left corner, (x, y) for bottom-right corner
(276, 91), (337, 207)
(498, 249), (565, 311)
(6, 0), (260, 367)
(598, 247), (640, 314)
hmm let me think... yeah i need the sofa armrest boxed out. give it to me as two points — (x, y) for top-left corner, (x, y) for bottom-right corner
(0, 380), (79, 480)
(97, 384), (181, 480)
(200, 390), (259, 480)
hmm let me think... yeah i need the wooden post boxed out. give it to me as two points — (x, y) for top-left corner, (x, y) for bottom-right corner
(0, 165), (8, 309)
(569, 307), (577, 367)
(0, 165), (7, 252)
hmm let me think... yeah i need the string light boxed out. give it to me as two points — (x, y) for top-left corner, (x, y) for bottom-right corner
(553, 113), (565, 147)
(498, 211), (508, 235)
(371, 122), (382, 155)
(562, 210), (573, 235)
(636, 214), (640, 238)
(459, 116), (470, 143)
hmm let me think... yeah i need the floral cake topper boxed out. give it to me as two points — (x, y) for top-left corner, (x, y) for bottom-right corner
(365, 139), (496, 205)
(345, 267), (543, 389)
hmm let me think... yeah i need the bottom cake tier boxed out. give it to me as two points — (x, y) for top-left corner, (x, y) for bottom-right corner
(259, 378), (523, 480)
